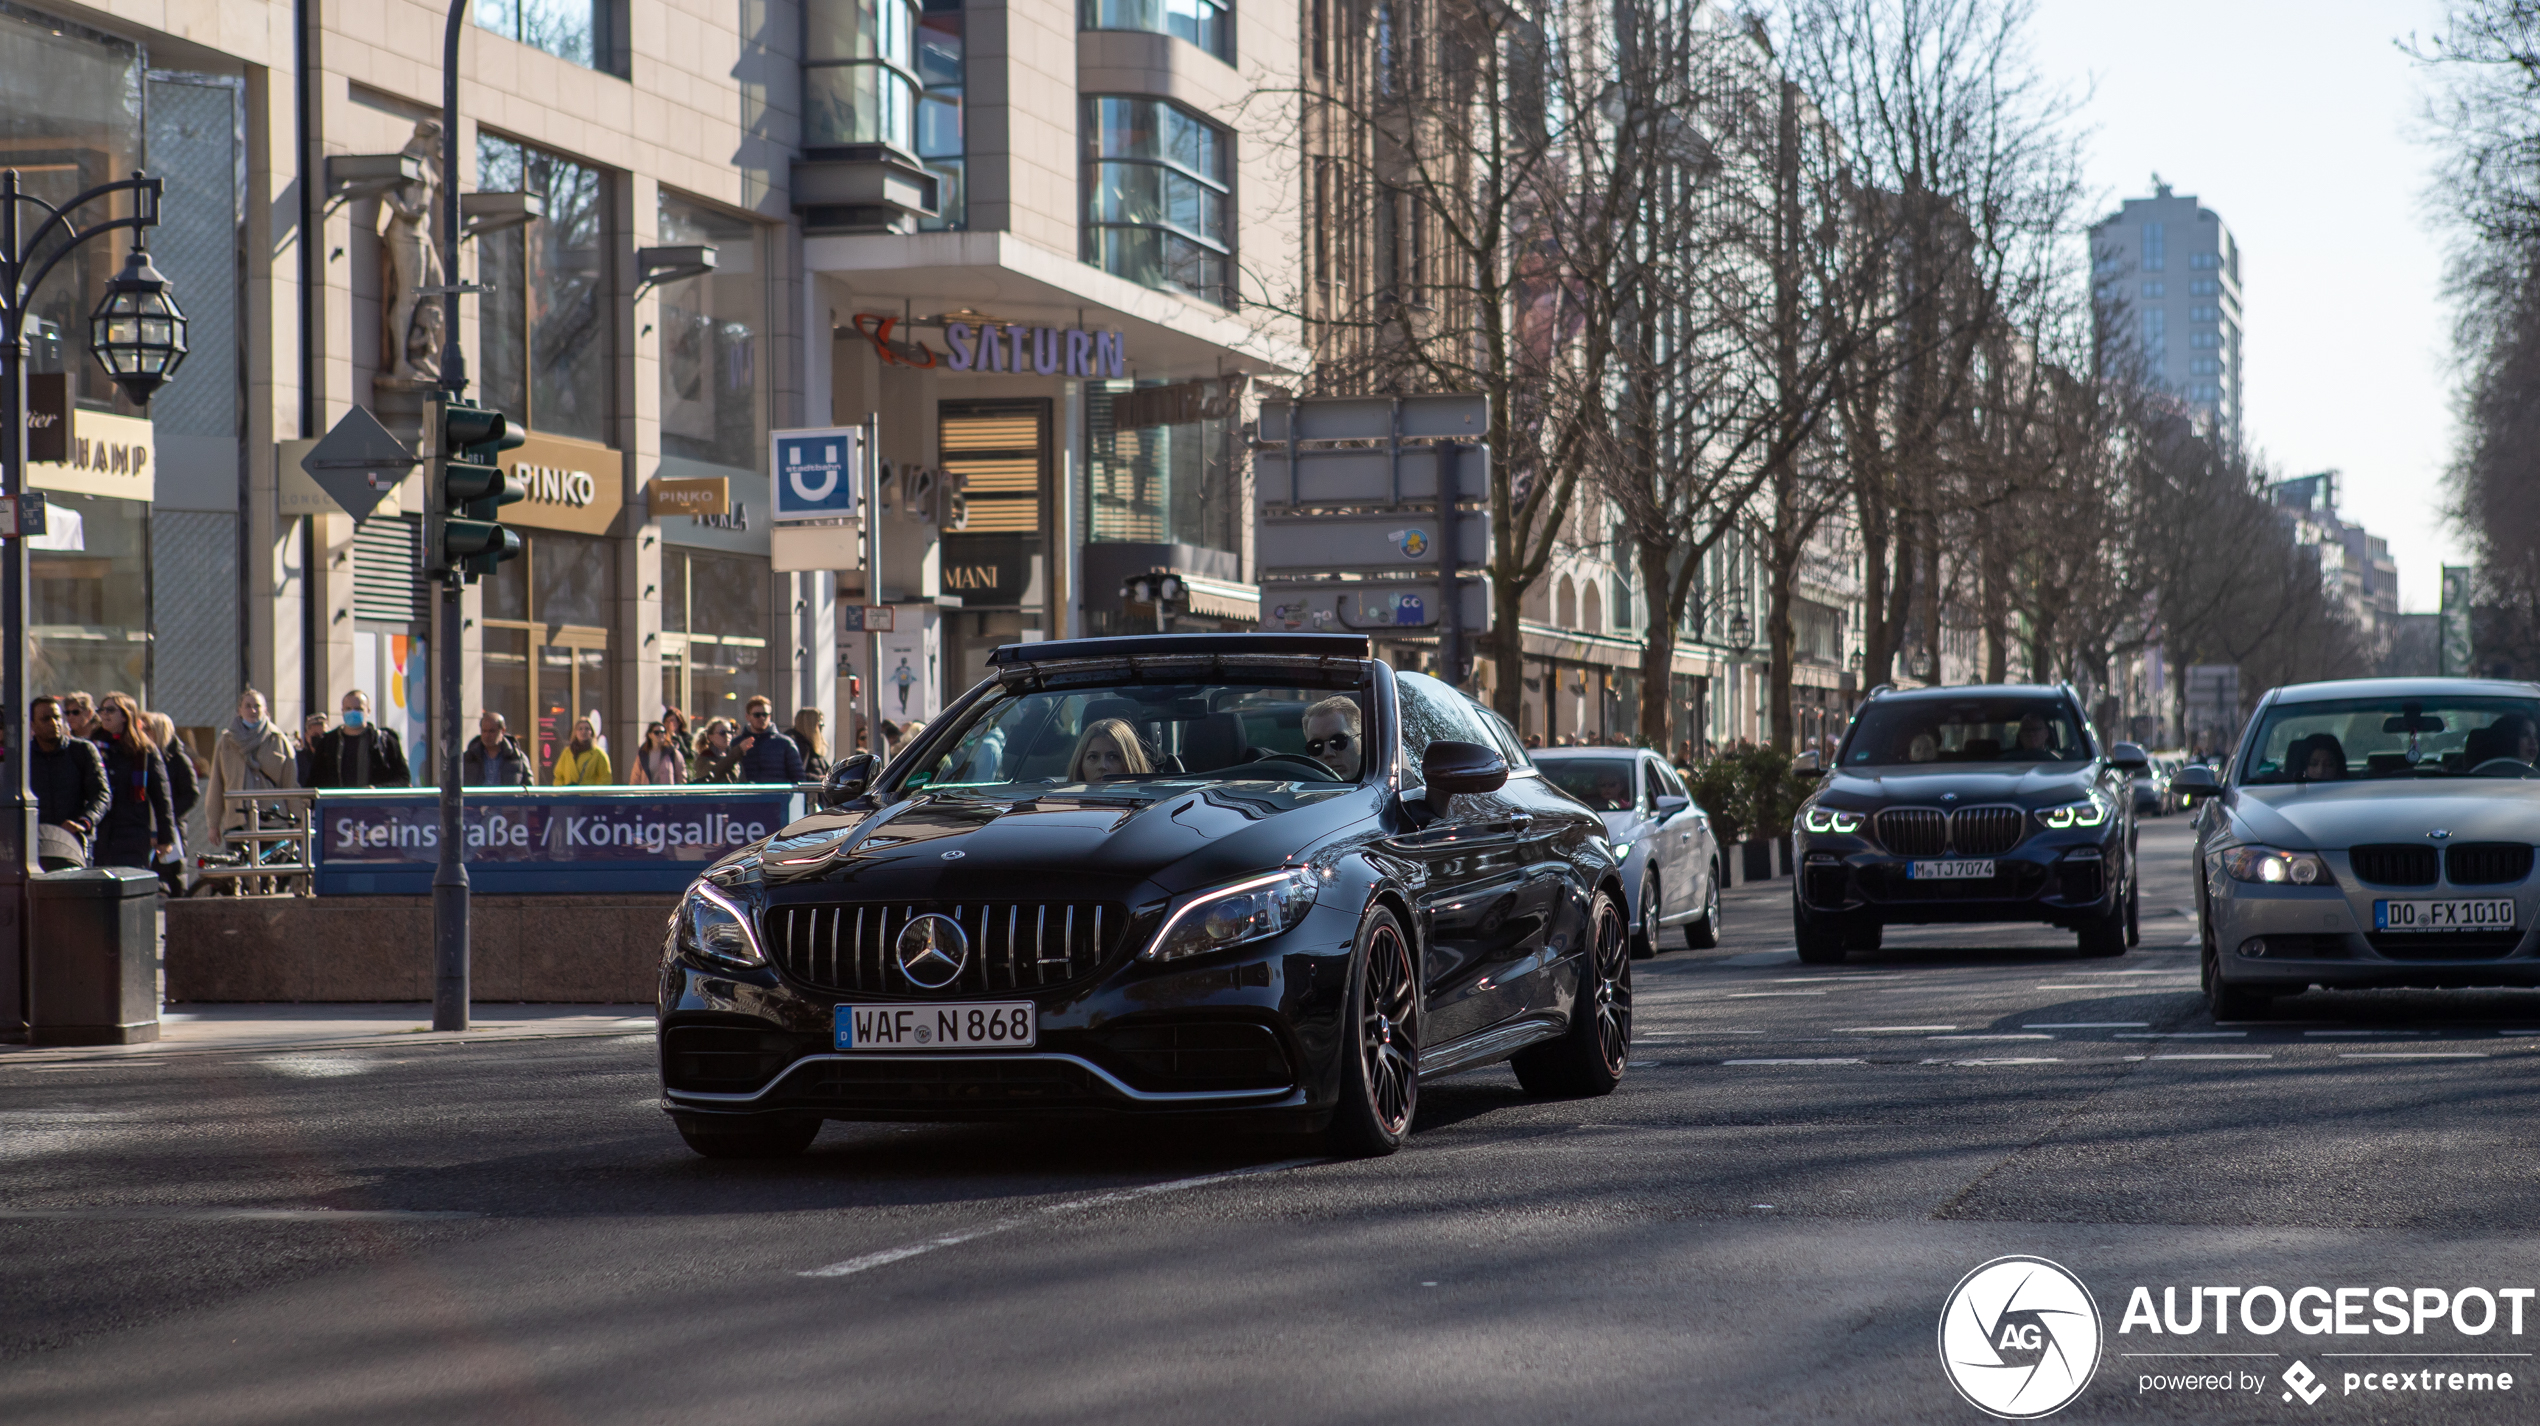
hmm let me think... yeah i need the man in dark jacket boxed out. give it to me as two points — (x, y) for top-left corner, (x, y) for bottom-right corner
(30, 696), (109, 869)
(734, 696), (805, 784)
(308, 690), (411, 788)
(462, 710), (533, 786)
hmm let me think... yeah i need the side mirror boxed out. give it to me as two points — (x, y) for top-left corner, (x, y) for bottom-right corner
(1790, 749), (1822, 776)
(819, 751), (881, 809)
(1654, 793), (1691, 817)
(2171, 764), (2221, 793)
(1420, 739), (1508, 796)
(2109, 741), (2151, 773)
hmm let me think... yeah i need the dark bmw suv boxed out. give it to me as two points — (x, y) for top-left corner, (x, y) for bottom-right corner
(1790, 684), (2150, 963)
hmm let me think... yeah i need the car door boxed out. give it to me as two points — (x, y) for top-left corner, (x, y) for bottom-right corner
(1387, 672), (1538, 1047)
(1639, 754), (1686, 918)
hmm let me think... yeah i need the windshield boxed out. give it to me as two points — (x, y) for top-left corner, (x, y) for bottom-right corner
(2241, 695), (2540, 783)
(1842, 697), (2091, 766)
(1541, 757), (1636, 811)
(897, 679), (1368, 794)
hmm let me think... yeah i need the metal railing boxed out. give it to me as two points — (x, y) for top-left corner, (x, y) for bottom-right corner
(192, 789), (318, 897)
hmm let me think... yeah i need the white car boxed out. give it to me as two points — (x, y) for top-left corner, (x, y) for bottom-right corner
(1534, 748), (1723, 957)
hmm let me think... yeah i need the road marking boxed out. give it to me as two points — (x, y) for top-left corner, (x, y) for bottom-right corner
(2338, 1052), (2491, 1060)
(2499, 1030), (2540, 1036)
(1929, 1034), (2054, 1041)
(2118, 1031), (2245, 1038)
(2152, 1054), (2273, 1060)
(1949, 1057), (2063, 1066)
(1770, 974), (1904, 983)
(2025, 1022), (2150, 1029)
(1722, 991), (1835, 998)
(252, 1056), (373, 1078)
(1723, 1058), (1865, 1065)
(1831, 1025), (1958, 1033)
(796, 1158), (1321, 1279)
(2033, 983), (2198, 990)
(0, 1207), (479, 1221)
(2304, 1030), (2427, 1037)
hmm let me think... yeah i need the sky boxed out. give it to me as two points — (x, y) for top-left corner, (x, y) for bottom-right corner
(2025, 0), (2464, 612)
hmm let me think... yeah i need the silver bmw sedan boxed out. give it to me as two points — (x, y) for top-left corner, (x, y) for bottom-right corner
(2186, 677), (2540, 1019)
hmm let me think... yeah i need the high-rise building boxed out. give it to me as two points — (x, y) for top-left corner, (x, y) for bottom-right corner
(2090, 181), (2243, 449)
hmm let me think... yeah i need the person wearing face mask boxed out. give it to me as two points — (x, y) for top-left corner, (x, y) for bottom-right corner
(309, 690), (412, 788)
(210, 688), (299, 836)
(29, 695), (109, 870)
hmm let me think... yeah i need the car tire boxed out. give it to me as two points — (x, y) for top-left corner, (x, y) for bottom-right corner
(2202, 917), (2273, 1021)
(2077, 899), (2128, 958)
(673, 1114), (821, 1160)
(1684, 862), (1722, 949)
(1842, 922), (1883, 952)
(1326, 904), (1420, 1157)
(1513, 889), (1631, 1098)
(1632, 873), (1660, 960)
(2124, 869), (2141, 947)
(1793, 901), (1848, 964)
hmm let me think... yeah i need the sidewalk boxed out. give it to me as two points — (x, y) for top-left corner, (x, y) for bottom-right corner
(0, 1003), (656, 1066)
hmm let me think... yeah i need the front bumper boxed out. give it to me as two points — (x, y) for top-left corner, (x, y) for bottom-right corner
(2208, 869), (2540, 990)
(657, 897), (1362, 1125)
(1794, 826), (2122, 927)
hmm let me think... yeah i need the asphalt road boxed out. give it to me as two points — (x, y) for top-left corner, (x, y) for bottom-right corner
(11, 816), (2540, 1424)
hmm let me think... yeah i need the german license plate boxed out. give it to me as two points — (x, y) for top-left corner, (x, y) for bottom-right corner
(834, 1002), (1037, 1051)
(2374, 899), (2517, 933)
(1909, 859), (1995, 880)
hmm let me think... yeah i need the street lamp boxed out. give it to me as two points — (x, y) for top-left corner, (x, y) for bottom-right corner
(1728, 608), (1753, 657)
(2, 168), (184, 1036)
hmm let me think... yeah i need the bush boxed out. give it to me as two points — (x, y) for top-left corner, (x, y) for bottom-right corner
(1686, 744), (1810, 846)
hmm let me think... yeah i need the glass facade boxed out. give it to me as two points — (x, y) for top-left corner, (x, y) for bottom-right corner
(474, 0), (623, 75)
(661, 549), (772, 722)
(1083, 96), (1232, 306)
(1, 5), (144, 419)
(916, 0), (967, 228)
(806, 0), (920, 152)
(656, 193), (767, 472)
(1082, 0), (1231, 62)
(28, 495), (152, 704)
(481, 532), (619, 779)
(478, 133), (613, 444)
(1085, 380), (1239, 553)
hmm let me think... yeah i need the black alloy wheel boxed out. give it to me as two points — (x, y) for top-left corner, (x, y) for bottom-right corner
(1513, 889), (1631, 1098)
(673, 1114), (821, 1160)
(2201, 903), (2273, 1022)
(1632, 873), (1660, 960)
(2125, 866), (2141, 947)
(1684, 862), (1722, 949)
(1327, 905), (1419, 1157)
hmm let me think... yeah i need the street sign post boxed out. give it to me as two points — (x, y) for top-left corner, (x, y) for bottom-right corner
(301, 405), (422, 520)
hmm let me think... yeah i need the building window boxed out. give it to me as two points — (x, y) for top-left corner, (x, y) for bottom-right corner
(806, 0), (920, 153)
(1081, 0), (1232, 62)
(1086, 380), (1240, 553)
(2189, 252), (2220, 270)
(481, 532), (620, 779)
(1083, 96), (1233, 307)
(2190, 278), (2220, 296)
(2190, 331), (2221, 349)
(916, 0), (967, 227)
(2189, 304), (2220, 321)
(2188, 384), (2223, 402)
(477, 134), (613, 444)
(655, 194), (766, 473)
(2141, 281), (2164, 298)
(2190, 356), (2222, 376)
(661, 549), (772, 722)
(474, 0), (626, 76)
(2141, 221), (2164, 271)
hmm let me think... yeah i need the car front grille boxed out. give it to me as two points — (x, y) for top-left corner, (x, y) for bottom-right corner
(2368, 931), (2524, 961)
(2446, 843), (2535, 886)
(1875, 808), (1946, 856)
(660, 1025), (802, 1093)
(765, 901), (1128, 998)
(2349, 845), (2439, 886)
(1952, 806), (2029, 856)
(1802, 865), (1853, 909)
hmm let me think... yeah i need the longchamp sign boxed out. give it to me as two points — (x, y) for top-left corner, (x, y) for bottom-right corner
(313, 788), (796, 894)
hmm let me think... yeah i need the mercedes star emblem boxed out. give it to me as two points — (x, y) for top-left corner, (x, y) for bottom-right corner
(941, 849), (967, 860)
(895, 913), (971, 989)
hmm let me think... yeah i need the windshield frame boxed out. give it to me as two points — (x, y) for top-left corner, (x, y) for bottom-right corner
(2232, 691), (2540, 786)
(872, 654), (1391, 801)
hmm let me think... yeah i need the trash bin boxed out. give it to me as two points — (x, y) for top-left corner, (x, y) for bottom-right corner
(28, 868), (161, 1046)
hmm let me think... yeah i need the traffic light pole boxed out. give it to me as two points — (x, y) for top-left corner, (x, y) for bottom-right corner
(432, 0), (471, 1032)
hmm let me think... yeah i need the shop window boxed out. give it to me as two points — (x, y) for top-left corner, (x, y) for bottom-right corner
(806, 0), (921, 153)
(3, 6), (145, 419)
(478, 532), (619, 778)
(1085, 381), (1239, 554)
(477, 133), (613, 444)
(656, 193), (767, 473)
(1082, 96), (1233, 307)
(474, 0), (629, 76)
(1081, 0), (1231, 63)
(661, 549), (772, 724)
(28, 496), (152, 706)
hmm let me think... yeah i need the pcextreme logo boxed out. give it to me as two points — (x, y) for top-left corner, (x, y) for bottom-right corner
(1939, 1256), (2104, 1418)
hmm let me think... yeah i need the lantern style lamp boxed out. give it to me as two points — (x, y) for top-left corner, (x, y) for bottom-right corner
(1728, 609), (1754, 657)
(89, 242), (188, 404)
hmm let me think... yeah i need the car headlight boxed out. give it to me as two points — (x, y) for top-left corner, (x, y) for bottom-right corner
(677, 883), (766, 969)
(1143, 868), (1322, 963)
(2037, 795), (2113, 830)
(1609, 840), (1634, 861)
(2221, 845), (2335, 887)
(1801, 805), (1865, 835)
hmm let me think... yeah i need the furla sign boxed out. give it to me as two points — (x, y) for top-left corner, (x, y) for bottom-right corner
(498, 430), (623, 536)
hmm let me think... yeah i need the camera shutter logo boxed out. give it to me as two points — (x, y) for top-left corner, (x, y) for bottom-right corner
(1938, 1256), (2102, 1418)
(895, 914), (971, 989)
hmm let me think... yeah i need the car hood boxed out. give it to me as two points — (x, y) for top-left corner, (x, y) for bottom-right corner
(2229, 780), (2540, 849)
(1820, 764), (2097, 809)
(748, 781), (1379, 902)
(1597, 810), (1647, 841)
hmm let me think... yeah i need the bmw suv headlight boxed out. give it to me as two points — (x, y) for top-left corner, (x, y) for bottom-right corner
(2037, 795), (2113, 831)
(1143, 869), (1322, 963)
(1801, 805), (1865, 835)
(2221, 845), (2335, 887)
(677, 883), (766, 969)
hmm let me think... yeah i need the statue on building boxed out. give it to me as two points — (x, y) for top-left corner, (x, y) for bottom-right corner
(379, 119), (445, 384)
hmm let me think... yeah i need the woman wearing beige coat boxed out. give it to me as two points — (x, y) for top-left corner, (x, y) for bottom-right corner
(209, 688), (299, 837)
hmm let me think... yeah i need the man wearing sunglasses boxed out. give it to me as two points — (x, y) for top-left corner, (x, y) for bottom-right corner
(1301, 696), (1364, 781)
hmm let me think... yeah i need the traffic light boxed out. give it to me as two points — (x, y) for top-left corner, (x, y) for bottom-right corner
(426, 397), (526, 581)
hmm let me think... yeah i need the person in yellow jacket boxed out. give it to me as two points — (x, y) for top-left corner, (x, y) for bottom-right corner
(550, 716), (614, 785)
